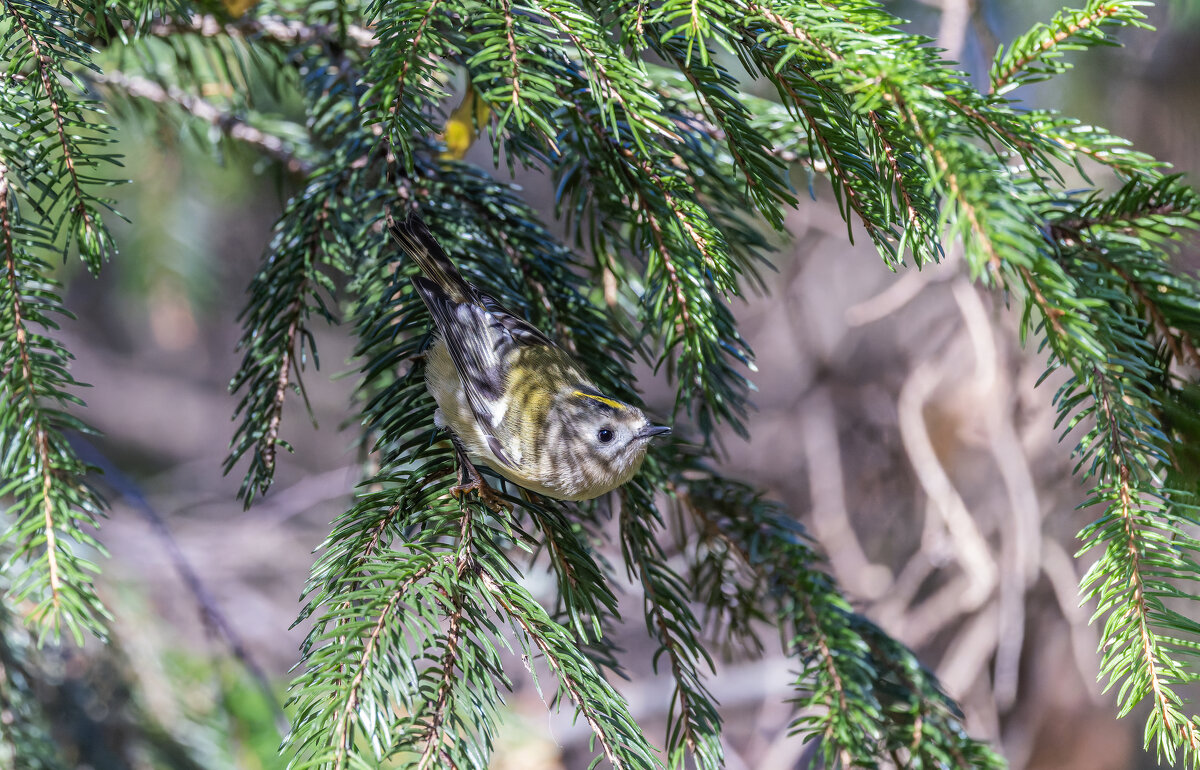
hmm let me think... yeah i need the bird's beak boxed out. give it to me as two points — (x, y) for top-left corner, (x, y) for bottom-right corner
(637, 424), (672, 440)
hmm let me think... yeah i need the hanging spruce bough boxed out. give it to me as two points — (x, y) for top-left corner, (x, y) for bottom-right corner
(0, 1), (120, 646)
(3, 0), (1200, 767)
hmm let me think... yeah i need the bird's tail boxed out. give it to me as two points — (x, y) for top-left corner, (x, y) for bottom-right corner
(389, 214), (473, 303)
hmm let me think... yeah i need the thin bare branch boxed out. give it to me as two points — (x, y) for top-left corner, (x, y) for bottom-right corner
(92, 70), (315, 175)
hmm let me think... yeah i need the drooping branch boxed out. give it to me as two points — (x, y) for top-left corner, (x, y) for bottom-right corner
(0, 165), (63, 608)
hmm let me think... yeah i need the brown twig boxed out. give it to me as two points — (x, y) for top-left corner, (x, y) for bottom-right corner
(416, 512), (473, 770)
(135, 13), (377, 50)
(501, 0), (522, 117)
(900, 98), (1004, 276)
(941, 93), (1043, 159)
(1048, 204), (1185, 244)
(867, 110), (922, 240)
(92, 70), (315, 175)
(1018, 265), (1067, 341)
(392, 0), (444, 124)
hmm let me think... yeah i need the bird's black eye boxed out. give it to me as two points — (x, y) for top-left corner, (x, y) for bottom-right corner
(597, 428), (614, 444)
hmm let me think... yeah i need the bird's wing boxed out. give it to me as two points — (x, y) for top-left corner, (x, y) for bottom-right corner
(412, 277), (555, 470)
(395, 214), (563, 470)
(479, 293), (556, 348)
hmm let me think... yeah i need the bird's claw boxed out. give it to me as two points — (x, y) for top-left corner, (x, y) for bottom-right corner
(450, 475), (510, 513)
(448, 436), (510, 513)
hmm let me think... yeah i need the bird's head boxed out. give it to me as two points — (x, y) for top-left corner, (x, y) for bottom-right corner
(555, 388), (670, 499)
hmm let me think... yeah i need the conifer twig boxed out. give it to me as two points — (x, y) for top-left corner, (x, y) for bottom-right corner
(989, 2), (1126, 94)
(479, 570), (636, 770)
(4, 0), (101, 252)
(330, 560), (439, 770)
(0, 165), (63, 609)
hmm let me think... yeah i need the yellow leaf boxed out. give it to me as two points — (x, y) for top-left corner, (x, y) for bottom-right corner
(221, 0), (260, 18)
(440, 84), (492, 160)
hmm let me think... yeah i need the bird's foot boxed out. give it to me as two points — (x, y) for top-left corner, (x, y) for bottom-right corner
(450, 472), (510, 513)
(449, 438), (510, 513)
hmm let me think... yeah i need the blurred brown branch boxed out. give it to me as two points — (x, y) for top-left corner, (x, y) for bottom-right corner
(133, 13), (378, 50)
(92, 70), (315, 175)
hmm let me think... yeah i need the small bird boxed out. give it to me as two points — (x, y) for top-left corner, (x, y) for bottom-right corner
(390, 214), (670, 502)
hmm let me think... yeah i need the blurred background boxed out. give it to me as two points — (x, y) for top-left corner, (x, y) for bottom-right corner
(25, 1), (1200, 768)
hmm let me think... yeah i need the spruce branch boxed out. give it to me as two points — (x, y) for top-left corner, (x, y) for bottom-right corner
(1032, 115), (1161, 177)
(329, 559), (439, 770)
(0, 170), (60, 604)
(549, 65), (755, 436)
(4, 1), (105, 263)
(0, 161), (109, 644)
(733, 5), (939, 264)
(650, 75), (814, 168)
(621, 482), (722, 770)
(1018, 264), (1070, 342)
(905, 106), (1007, 276)
(226, 190), (333, 504)
(989, 0), (1149, 96)
(866, 109), (926, 247)
(365, 0), (458, 165)
(1018, 186), (1200, 764)
(535, 0), (679, 145)
(2, 0), (120, 271)
(790, 85), (885, 245)
(674, 475), (1003, 766)
(416, 534), (469, 770)
(226, 43), (388, 503)
(391, 0), (442, 104)
(1098, 255), (1200, 370)
(939, 92), (1048, 163)
(498, 0), (522, 124)
(479, 568), (664, 770)
(752, 2), (1047, 273)
(464, 0), (566, 144)
(1082, 363), (1200, 765)
(287, 525), (456, 768)
(520, 497), (620, 646)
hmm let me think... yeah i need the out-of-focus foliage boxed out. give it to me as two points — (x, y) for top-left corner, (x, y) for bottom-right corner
(1, 0), (1200, 768)
(0, 553), (284, 769)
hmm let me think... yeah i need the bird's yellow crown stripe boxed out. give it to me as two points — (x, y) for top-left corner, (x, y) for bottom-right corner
(572, 390), (626, 410)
